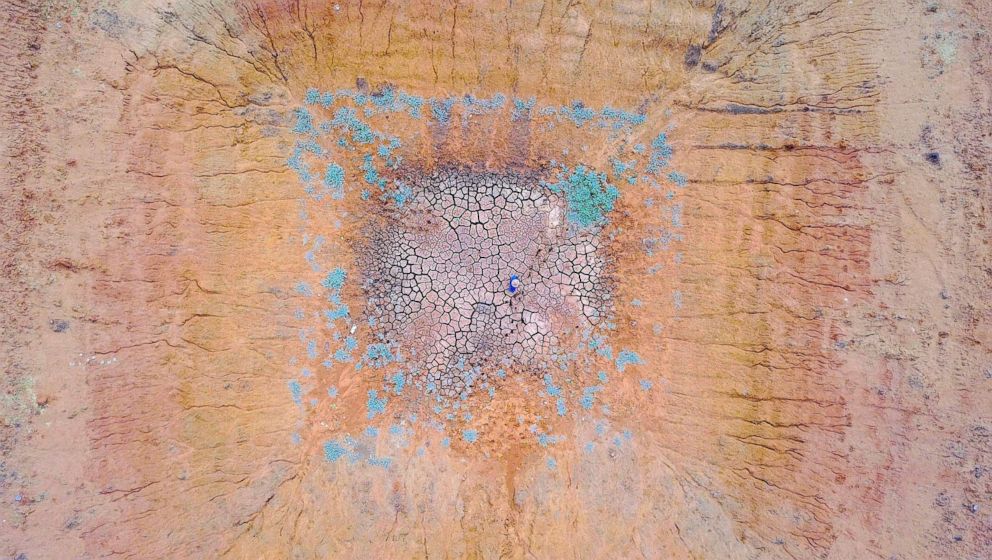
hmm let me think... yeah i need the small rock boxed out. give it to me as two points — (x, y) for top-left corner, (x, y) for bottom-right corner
(50, 319), (69, 332)
(684, 44), (702, 68)
(935, 491), (949, 506)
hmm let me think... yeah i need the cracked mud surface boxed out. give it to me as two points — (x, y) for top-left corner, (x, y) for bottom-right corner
(2, 1), (991, 559)
(360, 168), (607, 397)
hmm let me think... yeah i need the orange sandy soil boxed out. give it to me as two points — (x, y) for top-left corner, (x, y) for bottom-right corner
(1, 1), (991, 559)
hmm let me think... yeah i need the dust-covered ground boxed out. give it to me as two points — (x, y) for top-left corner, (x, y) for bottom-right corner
(1, 1), (990, 559)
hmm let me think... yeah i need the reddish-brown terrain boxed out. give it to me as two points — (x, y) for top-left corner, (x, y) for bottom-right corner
(1, 1), (990, 558)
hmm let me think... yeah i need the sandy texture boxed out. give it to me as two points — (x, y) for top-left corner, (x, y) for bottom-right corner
(1, 1), (990, 559)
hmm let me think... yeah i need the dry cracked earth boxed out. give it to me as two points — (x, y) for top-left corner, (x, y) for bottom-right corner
(1, 1), (991, 559)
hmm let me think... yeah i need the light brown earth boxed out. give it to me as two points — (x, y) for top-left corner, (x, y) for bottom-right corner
(1, 0), (990, 559)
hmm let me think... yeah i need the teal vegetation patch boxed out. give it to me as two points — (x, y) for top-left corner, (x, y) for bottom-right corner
(322, 267), (347, 290)
(512, 96), (536, 121)
(545, 165), (620, 228)
(647, 132), (673, 173)
(615, 350), (643, 373)
(323, 163), (345, 200)
(323, 440), (347, 462)
(366, 389), (388, 419)
(288, 379), (303, 405)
